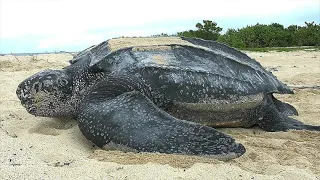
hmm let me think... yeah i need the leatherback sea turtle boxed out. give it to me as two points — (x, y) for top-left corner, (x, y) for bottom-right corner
(16, 37), (320, 160)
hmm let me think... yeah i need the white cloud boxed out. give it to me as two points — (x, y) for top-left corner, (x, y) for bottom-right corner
(0, 0), (319, 50)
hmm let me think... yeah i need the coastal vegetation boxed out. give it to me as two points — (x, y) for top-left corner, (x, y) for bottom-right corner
(175, 20), (320, 50)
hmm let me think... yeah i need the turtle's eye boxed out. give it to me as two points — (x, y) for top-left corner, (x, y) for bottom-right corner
(58, 79), (68, 87)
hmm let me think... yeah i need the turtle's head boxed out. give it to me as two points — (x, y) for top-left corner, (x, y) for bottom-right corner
(16, 69), (74, 117)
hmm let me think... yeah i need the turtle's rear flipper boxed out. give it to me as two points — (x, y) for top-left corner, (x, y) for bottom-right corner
(258, 99), (320, 131)
(271, 95), (298, 116)
(77, 91), (245, 160)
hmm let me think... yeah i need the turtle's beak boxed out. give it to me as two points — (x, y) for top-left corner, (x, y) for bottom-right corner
(16, 80), (37, 115)
(17, 81), (29, 104)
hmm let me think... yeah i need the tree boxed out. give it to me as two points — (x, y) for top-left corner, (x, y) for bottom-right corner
(177, 20), (223, 41)
(196, 20), (222, 33)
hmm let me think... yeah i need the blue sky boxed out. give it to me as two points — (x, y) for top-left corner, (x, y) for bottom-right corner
(0, 0), (319, 53)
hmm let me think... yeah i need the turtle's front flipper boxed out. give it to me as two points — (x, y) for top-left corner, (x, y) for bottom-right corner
(258, 98), (320, 131)
(77, 91), (245, 160)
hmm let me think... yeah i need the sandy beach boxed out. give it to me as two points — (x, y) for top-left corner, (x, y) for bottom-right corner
(0, 51), (319, 179)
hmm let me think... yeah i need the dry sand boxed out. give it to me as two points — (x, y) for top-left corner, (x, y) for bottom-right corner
(0, 51), (319, 179)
